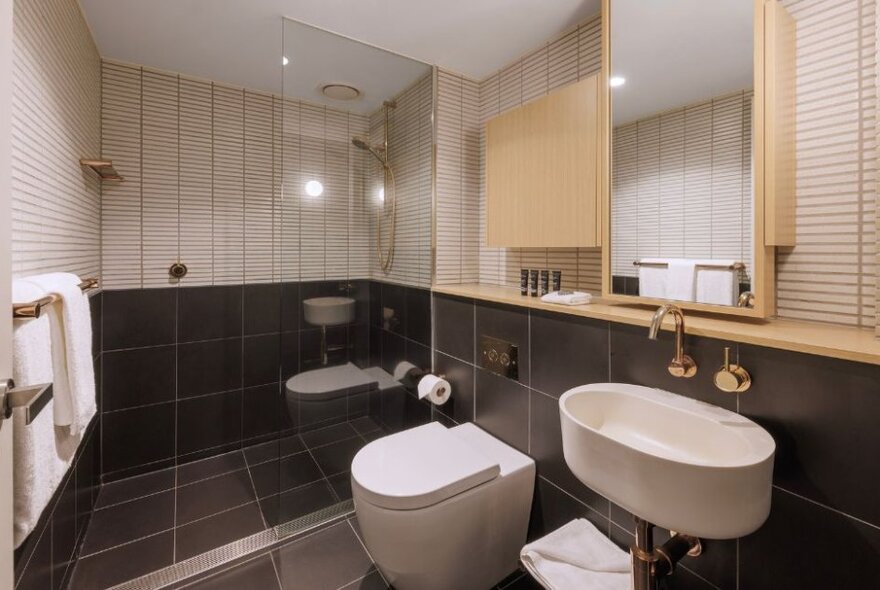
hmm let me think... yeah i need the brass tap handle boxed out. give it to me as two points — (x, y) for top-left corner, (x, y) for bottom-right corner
(713, 347), (752, 393)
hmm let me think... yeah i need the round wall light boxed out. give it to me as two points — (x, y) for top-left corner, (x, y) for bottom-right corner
(378, 187), (385, 202)
(282, 56), (290, 66)
(609, 76), (626, 88)
(305, 180), (324, 197)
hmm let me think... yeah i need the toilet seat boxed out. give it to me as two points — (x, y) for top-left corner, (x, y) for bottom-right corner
(351, 422), (500, 510)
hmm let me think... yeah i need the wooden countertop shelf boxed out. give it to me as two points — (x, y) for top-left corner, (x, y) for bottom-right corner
(432, 283), (880, 366)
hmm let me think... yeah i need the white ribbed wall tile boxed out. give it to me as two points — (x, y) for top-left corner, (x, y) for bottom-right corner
(11, 0), (101, 281)
(179, 77), (213, 286)
(243, 91), (274, 283)
(611, 92), (754, 278)
(212, 85), (245, 285)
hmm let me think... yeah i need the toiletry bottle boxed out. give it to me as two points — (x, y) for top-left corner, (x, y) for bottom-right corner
(529, 270), (539, 297)
(540, 270), (549, 296)
(520, 269), (529, 296)
(552, 270), (562, 293)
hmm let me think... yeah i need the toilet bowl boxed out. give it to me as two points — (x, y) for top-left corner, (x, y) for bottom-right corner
(351, 422), (535, 590)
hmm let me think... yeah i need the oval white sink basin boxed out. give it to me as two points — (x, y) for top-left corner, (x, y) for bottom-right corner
(303, 296), (355, 327)
(559, 383), (775, 539)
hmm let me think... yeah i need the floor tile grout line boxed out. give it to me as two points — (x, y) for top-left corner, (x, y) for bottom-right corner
(345, 518), (388, 587)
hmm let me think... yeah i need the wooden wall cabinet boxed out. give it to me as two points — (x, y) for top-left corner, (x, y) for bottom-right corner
(485, 74), (601, 248)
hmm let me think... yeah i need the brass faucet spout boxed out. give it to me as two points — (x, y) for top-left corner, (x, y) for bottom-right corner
(647, 304), (697, 378)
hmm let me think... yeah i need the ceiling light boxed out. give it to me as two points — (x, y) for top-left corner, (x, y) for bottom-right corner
(609, 76), (626, 88)
(305, 180), (323, 197)
(322, 84), (360, 101)
(282, 56), (289, 66)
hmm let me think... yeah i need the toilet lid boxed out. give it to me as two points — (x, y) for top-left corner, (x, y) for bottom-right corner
(351, 422), (500, 510)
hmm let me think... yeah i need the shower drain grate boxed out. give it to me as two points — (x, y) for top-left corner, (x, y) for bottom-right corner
(107, 500), (356, 590)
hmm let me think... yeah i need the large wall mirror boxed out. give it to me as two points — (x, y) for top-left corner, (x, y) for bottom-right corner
(602, 0), (794, 318)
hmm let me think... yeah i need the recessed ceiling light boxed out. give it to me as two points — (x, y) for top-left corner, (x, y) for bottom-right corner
(322, 84), (360, 101)
(282, 56), (290, 66)
(305, 180), (323, 197)
(609, 76), (626, 88)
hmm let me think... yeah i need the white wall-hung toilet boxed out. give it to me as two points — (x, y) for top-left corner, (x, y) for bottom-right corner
(351, 422), (535, 590)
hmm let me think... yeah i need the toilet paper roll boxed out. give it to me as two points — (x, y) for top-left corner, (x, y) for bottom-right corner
(417, 374), (452, 405)
(393, 361), (418, 382)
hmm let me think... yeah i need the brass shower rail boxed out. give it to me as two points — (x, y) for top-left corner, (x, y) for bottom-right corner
(12, 278), (99, 319)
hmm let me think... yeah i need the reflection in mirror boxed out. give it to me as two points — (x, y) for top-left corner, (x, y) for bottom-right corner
(609, 0), (755, 308)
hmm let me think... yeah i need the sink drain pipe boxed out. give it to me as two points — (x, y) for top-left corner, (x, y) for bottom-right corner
(631, 518), (702, 590)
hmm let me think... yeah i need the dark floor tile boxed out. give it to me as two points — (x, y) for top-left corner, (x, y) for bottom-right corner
(328, 472), (353, 501)
(243, 435), (305, 467)
(530, 311), (608, 398)
(338, 571), (389, 590)
(102, 345), (176, 410)
(103, 289), (176, 350)
(248, 452), (323, 498)
(434, 351), (475, 423)
(433, 294), (474, 362)
(311, 437), (367, 477)
(261, 481), (339, 527)
(179, 285), (243, 342)
(529, 390), (608, 515)
(741, 488), (880, 589)
(186, 555), (281, 590)
(96, 469), (176, 509)
(175, 502), (266, 561)
(609, 323), (736, 411)
(178, 339), (243, 398)
(177, 391), (243, 455)
(475, 368), (529, 453)
(103, 458), (177, 484)
(301, 422), (359, 448)
(177, 451), (247, 486)
(740, 345), (880, 526)
(274, 522), (375, 590)
(176, 469), (258, 525)
(243, 384), (284, 440)
(16, 525), (52, 590)
(68, 531), (174, 590)
(349, 416), (382, 436)
(80, 490), (175, 556)
(475, 300), (530, 385)
(528, 477), (607, 542)
(244, 334), (280, 387)
(405, 286), (431, 345)
(102, 403), (175, 473)
(244, 283), (282, 336)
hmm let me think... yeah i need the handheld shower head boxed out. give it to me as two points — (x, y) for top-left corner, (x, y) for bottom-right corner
(351, 137), (370, 151)
(352, 136), (387, 167)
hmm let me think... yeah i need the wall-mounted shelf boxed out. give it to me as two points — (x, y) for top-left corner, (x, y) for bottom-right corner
(80, 159), (123, 181)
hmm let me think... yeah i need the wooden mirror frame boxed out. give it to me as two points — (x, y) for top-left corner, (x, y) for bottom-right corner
(600, 0), (795, 319)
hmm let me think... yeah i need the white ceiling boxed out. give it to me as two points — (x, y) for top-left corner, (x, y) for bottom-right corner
(79, 0), (601, 104)
(610, 0), (753, 125)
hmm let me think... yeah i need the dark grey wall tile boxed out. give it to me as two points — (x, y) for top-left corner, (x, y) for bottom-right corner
(740, 345), (880, 527)
(476, 301), (530, 385)
(177, 391), (243, 456)
(102, 345), (175, 411)
(380, 330), (406, 376)
(243, 283), (281, 336)
(243, 384), (284, 440)
(16, 526), (51, 590)
(177, 338), (243, 398)
(380, 282), (407, 335)
(103, 289), (176, 350)
(433, 294), (474, 362)
(434, 352), (474, 423)
(529, 390), (608, 515)
(406, 286), (431, 345)
(405, 340), (431, 373)
(89, 291), (102, 358)
(102, 403), (175, 473)
(280, 282), (300, 332)
(528, 477), (608, 542)
(531, 312), (608, 397)
(369, 282), (382, 327)
(280, 331), (299, 380)
(475, 368), (529, 453)
(178, 285), (243, 342)
(740, 488), (880, 589)
(243, 334), (280, 387)
(609, 323), (737, 412)
(75, 433), (97, 537)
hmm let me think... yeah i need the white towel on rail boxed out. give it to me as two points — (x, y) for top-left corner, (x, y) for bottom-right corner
(665, 259), (697, 302)
(696, 266), (738, 306)
(11, 280), (69, 548)
(520, 518), (631, 590)
(637, 259), (667, 299)
(23, 273), (96, 435)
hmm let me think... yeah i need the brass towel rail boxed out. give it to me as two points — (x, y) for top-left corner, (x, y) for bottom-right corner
(12, 278), (99, 319)
(633, 261), (745, 271)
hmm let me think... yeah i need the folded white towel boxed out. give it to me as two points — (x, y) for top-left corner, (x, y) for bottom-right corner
(23, 273), (96, 435)
(540, 291), (592, 306)
(521, 518), (631, 590)
(695, 264), (739, 306)
(11, 281), (68, 548)
(637, 262), (666, 299)
(665, 259), (697, 302)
